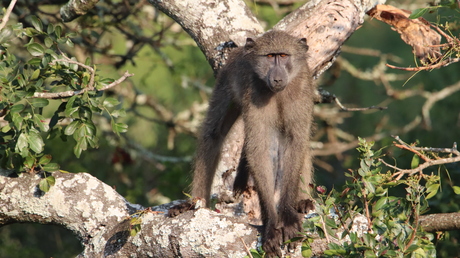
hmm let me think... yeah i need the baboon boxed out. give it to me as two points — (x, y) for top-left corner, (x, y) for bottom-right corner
(186, 30), (315, 257)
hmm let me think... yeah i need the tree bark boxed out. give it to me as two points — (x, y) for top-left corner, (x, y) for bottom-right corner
(418, 212), (460, 233)
(2, 170), (459, 257)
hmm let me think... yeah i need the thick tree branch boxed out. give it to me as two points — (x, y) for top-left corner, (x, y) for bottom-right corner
(0, 171), (260, 257)
(149, 0), (264, 72)
(0, 171), (136, 242)
(1, 171), (458, 257)
(419, 213), (460, 232)
(60, 0), (100, 22)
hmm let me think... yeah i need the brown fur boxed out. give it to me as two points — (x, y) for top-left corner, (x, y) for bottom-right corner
(192, 30), (315, 257)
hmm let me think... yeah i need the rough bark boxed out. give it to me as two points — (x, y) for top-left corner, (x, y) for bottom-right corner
(0, 171), (322, 257)
(2, 171), (459, 257)
(149, 0), (264, 72)
(418, 212), (460, 233)
(60, 0), (101, 22)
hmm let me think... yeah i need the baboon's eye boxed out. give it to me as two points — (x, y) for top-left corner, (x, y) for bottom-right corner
(267, 54), (274, 58)
(279, 54), (288, 57)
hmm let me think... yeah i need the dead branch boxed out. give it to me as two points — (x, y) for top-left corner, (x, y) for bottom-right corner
(367, 4), (441, 64)
(380, 136), (460, 181)
(386, 58), (460, 71)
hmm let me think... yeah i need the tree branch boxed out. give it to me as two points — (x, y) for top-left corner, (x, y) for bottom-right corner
(419, 212), (460, 232)
(379, 136), (460, 181)
(0, 0), (17, 31)
(32, 71), (133, 99)
(1, 170), (458, 257)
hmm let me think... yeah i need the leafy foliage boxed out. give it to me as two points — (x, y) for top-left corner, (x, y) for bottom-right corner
(302, 139), (441, 257)
(0, 16), (127, 174)
(409, 0), (459, 19)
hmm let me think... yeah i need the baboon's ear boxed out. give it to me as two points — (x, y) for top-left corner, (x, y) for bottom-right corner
(245, 38), (256, 49)
(299, 38), (309, 51)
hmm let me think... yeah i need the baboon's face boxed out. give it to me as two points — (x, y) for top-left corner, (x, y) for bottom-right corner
(244, 31), (307, 93)
(256, 52), (292, 92)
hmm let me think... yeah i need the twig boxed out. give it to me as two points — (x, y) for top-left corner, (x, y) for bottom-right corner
(386, 58), (460, 71)
(33, 71), (133, 99)
(387, 156), (460, 181)
(422, 80), (460, 129)
(393, 137), (430, 162)
(381, 136), (460, 181)
(239, 237), (253, 258)
(320, 215), (331, 243)
(0, 0), (17, 31)
(411, 143), (460, 156)
(361, 187), (373, 233)
(53, 51), (96, 89)
(431, 23), (458, 45)
(334, 97), (387, 111)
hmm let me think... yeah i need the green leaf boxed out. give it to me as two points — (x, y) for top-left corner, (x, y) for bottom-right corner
(24, 27), (39, 37)
(28, 57), (42, 65)
(129, 222), (142, 237)
(409, 8), (429, 19)
(301, 245), (312, 257)
(47, 23), (55, 34)
(86, 136), (98, 148)
(55, 25), (62, 38)
(16, 74), (26, 86)
(39, 154), (52, 165)
(112, 122), (128, 135)
(66, 38), (74, 47)
(79, 106), (92, 119)
(68, 57), (78, 71)
(30, 69), (41, 80)
(65, 96), (78, 117)
(27, 43), (45, 57)
(453, 186), (460, 195)
(36, 77), (44, 87)
(44, 37), (54, 48)
(363, 179), (376, 194)
(33, 114), (49, 132)
(0, 27), (14, 44)
(64, 120), (80, 135)
(39, 176), (55, 192)
(28, 129), (44, 153)
(24, 155), (35, 168)
(405, 244), (420, 253)
(426, 184), (440, 199)
(30, 16), (43, 32)
(1, 124), (11, 133)
(43, 162), (60, 171)
(111, 109), (126, 118)
(103, 97), (120, 108)
(16, 133), (29, 157)
(99, 78), (114, 88)
(411, 248), (427, 258)
(74, 138), (87, 158)
(65, 106), (79, 117)
(374, 197), (388, 210)
(30, 98), (49, 108)
(10, 104), (25, 113)
(83, 122), (96, 135)
(11, 113), (24, 130)
(411, 154), (420, 169)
